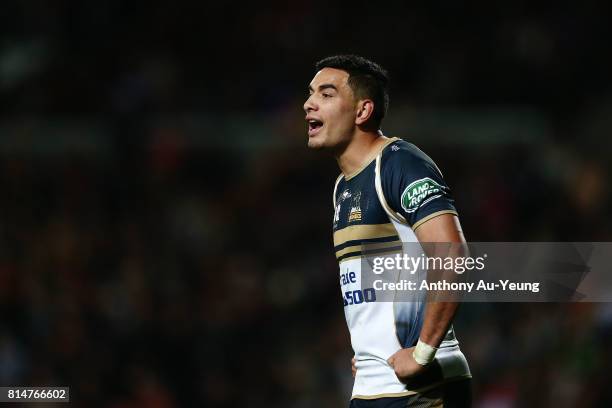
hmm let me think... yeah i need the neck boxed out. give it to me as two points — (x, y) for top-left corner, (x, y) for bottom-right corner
(335, 129), (388, 176)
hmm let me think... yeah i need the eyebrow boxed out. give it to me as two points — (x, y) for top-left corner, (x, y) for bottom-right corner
(308, 83), (338, 92)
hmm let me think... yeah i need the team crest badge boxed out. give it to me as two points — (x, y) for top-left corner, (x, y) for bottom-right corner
(348, 192), (362, 222)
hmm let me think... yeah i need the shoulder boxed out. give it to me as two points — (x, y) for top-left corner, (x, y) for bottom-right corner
(380, 138), (443, 178)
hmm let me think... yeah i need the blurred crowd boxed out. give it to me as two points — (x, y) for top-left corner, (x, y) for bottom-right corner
(2, 1), (612, 407)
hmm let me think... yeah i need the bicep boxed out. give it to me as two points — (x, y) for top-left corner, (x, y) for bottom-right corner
(414, 213), (465, 244)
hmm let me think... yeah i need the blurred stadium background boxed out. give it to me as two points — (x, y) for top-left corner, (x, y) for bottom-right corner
(1, 1), (612, 407)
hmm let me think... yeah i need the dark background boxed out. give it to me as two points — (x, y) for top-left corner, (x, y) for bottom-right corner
(1, 1), (611, 407)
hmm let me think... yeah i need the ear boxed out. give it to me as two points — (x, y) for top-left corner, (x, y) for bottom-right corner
(355, 99), (375, 126)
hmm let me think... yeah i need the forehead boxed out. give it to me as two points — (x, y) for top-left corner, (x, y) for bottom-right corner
(309, 67), (350, 89)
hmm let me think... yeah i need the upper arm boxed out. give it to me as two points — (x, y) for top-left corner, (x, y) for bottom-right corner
(414, 213), (465, 244)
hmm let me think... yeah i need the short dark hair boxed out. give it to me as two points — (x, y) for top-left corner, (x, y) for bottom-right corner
(315, 55), (389, 129)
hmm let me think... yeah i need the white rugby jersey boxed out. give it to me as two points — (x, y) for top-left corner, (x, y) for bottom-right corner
(332, 137), (471, 399)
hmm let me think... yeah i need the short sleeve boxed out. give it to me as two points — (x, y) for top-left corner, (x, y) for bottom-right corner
(381, 141), (457, 229)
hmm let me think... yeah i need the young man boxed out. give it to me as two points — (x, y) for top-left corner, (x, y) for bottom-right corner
(304, 55), (472, 407)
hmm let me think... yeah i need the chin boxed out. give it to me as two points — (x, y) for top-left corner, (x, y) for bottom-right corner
(307, 136), (326, 150)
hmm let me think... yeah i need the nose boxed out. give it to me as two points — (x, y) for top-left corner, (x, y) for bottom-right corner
(303, 95), (317, 113)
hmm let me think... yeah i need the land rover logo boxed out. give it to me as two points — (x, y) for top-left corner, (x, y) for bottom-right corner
(401, 177), (445, 213)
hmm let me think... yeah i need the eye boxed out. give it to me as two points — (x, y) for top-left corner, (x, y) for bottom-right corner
(322, 93), (332, 98)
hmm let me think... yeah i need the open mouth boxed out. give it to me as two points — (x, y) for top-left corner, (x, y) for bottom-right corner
(308, 119), (324, 136)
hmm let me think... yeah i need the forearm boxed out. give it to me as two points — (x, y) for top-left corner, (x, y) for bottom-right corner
(415, 214), (466, 348)
(418, 301), (458, 347)
(388, 214), (467, 377)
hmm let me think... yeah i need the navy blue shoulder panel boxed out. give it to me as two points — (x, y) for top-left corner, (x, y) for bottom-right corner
(380, 139), (457, 228)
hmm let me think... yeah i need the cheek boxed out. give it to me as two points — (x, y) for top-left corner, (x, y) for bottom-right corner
(329, 107), (355, 129)
(334, 111), (356, 132)
(322, 102), (355, 138)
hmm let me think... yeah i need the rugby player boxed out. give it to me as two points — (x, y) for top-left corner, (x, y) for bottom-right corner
(304, 55), (472, 407)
